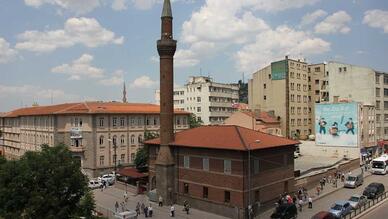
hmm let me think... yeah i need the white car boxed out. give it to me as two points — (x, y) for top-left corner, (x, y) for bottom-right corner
(88, 179), (102, 189)
(98, 174), (115, 185)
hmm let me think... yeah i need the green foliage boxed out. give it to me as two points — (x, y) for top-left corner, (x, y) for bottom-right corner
(144, 131), (159, 141)
(134, 131), (159, 171)
(0, 144), (94, 218)
(189, 114), (203, 128)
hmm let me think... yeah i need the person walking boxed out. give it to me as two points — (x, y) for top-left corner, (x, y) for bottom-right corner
(142, 203), (148, 218)
(136, 202), (140, 216)
(308, 197), (313, 209)
(183, 200), (190, 214)
(124, 191), (128, 202)
(159, 196), (163, 207)
(148, 205), (153, 217)
(298, 199), (303, 212)
(316, 186), (320, 196)
(170, 205), (175, 217)
(115, 201), (119, 212)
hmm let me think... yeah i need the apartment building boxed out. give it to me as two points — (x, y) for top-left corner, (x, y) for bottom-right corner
(0, 102), (189, 177)
(156, 76), (239, 125)
(249, 57), (311, 139)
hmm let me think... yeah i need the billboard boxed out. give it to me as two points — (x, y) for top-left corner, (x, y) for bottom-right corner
(315, 102), (358, 147)
(271, 60), (287, 80)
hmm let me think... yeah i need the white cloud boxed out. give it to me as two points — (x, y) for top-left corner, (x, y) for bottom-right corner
(24, 0), (100, 15)
(16, 17), (124, 53)
(235, 26), (331, 73)
(98, 70), (125, 86)
(51, 54), (105, 80)
(0, 84), (79, 102)
(363, 10), (388, 33)
(315, 11), (352, 34)
(0, 38), (17, 64)
(130, 76), (157, 89)
(300, 9), (327, 26)
(112, 0), (128, 11)
(131, 0), (195, 10)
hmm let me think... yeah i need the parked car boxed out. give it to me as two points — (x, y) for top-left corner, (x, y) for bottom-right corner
(311, 211), (336, 219)
(348, 195), (367, 209)
(88, 179), (102, 189)
(363, 182), (385, 199)
(114, 210), (137, 219)
(328, 201), (352, 219)
(270, 203), (297, 219)
(344, 170), (363, 188)
(98, 174), (116, 185)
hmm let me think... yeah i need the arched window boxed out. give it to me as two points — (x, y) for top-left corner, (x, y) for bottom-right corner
(138, 135), (143, 143)
(131, 135), (135, 144)
(99, 135), (104, 145)
(120, 135), (125, 145)
(112, 135), (117, 145)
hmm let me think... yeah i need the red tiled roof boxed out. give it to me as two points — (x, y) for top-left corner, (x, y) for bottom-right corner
(242, 111), (279, 124)
(118, 167), (148, 178)
(145, 125), (299, 151)
(3, 102), (189, 117)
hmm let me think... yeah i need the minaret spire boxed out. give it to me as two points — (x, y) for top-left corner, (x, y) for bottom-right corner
(162, 0), (172, 18)
(122, 82), (127, 103)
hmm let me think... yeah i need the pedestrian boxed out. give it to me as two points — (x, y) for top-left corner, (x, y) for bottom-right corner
(136, 202), (141, 216)
(148, 204), (153, 217)
(124, 191), (128, 202)
(334, 178), (338, 188)
(142, 203), (148, 217)
(341, 173), (345, 182)
(316, 186), (320, 196)
(298, 199), (303, 212)
(320, 180), (324, 190)
(328, 175), (332, 184)
(323, 177), (326, 186)
(292, 194), (297, 204)
(115, 201), (119, 212)
(159, 195), (163, 207)
(100, 183), (104, 192)
(308, 197), (312, 208)
(121, 202), (125, 212)
(170, 205), (175, 217)
(183, 200), (190, 214)
(365, 163), (368, 171)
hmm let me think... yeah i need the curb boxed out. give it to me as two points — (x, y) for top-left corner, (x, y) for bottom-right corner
(353, 198), (388, 219)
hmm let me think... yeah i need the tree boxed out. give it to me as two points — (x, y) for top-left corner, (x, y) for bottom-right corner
(189, 113), (203, 128)
(134, 131), (159, 171)
(0, 144), (94, 218)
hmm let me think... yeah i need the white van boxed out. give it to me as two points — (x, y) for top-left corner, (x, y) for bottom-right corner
(114, 210), (137, 219)
(344, 169), (363, 188)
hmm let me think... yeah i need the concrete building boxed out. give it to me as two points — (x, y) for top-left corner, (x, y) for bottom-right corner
(249, 57), (311, 139)
(224, 111), (282, 136)
(0, 102), (189, 177)
(155, 76), (240, 125)
(146, 125), (298, 218)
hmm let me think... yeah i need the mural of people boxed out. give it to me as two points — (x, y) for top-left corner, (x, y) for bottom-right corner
(319, 118), (327, 134)
(329, 122), (339, 136)
(345, 118), (355, 135)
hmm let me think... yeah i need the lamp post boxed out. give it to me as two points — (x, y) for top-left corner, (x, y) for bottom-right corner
(108, 138), (118, 174)
(248, 139), (260, 219)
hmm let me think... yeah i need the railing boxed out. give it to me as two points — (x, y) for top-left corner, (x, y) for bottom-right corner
(342, 191), (388, 219)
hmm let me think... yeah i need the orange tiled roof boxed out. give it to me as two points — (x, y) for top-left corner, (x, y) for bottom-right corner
(3, 102), (189, 117)
(145, 125), (299, 151)
(242, 111), (279, 124)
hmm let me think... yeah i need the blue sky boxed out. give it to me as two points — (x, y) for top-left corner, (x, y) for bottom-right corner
(1, 0), (388, 112)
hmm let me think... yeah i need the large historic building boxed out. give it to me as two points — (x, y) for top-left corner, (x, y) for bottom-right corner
(0, 102), (189, 177)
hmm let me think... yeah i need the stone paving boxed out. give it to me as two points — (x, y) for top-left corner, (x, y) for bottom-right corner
(93, 186), (228, 219)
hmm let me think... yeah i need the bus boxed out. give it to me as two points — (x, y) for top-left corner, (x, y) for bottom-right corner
(371, 155), (388, 175)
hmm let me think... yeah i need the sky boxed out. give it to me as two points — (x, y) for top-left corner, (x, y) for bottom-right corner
(1, 0), (388, 112)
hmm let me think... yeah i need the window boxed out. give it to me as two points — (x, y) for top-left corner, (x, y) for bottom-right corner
(291, 107), (295, 115)
(203, 158), (209, 171)
(290, 83), (294, 90)
(184, 156), (190, 168)
(297, 107), (301, 115)
(99, 135), (104, 146)
(339, 67), (342, 72)
(264, 84), (266, 89)
(297, 73), (300, 79)
(384, 114), (388, 121)
(138, 135), (143, 143)
(376, 75), (380, 84)
(264, 95), (266, 100)
(184, 183), (189, 194)
(255, 190), (260, 202)
(376, 88), (381, 97)
(384, 101), (388, 110)
(197, 107), (201, 112)
(224, 160), (231, 174)
(384, 75), (388, 85)
(314, 67), (320, 72)
(377, 114), (381, 122)
(99, 156), (104, 166)
(297, 95), (301, 103)
(224, 191), (230, 203)
(384, 89), (388, 97)
(131, 135), (135, 144)
(315, 80), (319, 85)
(297, 84), (301, 91)
(385, 128), (388, 135)
(120, 154), (125, 163)
(343, 67), (347, 72)
(197, 97), (201, 102)
(131, 153), (135, 162)
(120, 117), (125, 127)
(113, 117), (117, 127)
(290, 94), (295, 102)
(269, 74), (271, 79)
(99, 118), (104, 127)
(79, 119), (82, 127)
(120, 135), (125, 145)
(203, 187), (208, 199)
(376, 101), (381, 110)
(74, 118), (78, 127)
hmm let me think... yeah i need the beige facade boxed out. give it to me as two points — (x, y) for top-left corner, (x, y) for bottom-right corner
(0, 102), (189, 177)
(249, 57), (311, 139)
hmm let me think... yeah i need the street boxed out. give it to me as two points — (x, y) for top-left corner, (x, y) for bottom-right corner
(359, 198), (388, 219)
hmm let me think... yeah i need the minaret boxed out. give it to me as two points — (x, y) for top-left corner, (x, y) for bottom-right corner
(122, 82), (127, 103)
(155, 0), (177, 204)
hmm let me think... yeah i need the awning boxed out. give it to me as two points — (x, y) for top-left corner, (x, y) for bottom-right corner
(118, 167), (148, 179)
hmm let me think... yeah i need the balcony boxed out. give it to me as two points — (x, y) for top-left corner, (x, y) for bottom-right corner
(68, 146), (86, 153)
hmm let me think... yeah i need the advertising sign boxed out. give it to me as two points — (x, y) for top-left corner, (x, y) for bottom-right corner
(271, 60), (287, 80)
(315, 103), (358, 147)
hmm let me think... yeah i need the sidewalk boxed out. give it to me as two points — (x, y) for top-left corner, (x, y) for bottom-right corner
(93, 186), (228, 219)
(257, 169), (372, 218)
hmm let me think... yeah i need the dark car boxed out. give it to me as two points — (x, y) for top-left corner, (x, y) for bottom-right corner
(311, 211), (336, 219)
(271, 203), (298, 219)
(363, 182), (385, 199)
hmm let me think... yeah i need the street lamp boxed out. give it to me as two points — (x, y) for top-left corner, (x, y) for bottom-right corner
(248, 139), (260, 219)
(108, 138), (118, 174)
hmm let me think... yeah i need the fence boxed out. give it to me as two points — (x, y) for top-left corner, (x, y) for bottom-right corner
(343, 191), (388, 219)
